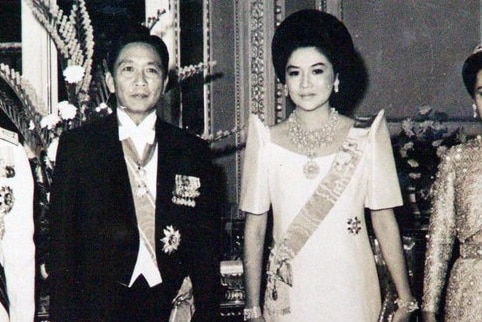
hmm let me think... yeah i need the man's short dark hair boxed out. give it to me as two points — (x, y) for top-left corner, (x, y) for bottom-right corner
(106, 25), (169, 75)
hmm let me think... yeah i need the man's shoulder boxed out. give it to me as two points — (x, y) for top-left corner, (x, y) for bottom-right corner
(157, 121), (209, 151)
(62, 114), (116, 141)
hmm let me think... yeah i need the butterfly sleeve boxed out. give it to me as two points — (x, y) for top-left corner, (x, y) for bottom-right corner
(239, 114), (271, 215)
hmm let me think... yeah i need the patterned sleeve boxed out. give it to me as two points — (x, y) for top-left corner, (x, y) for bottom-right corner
(365, 109), (404, 210)
(422, 150), (456, 313)
(239, 114), (270, 215)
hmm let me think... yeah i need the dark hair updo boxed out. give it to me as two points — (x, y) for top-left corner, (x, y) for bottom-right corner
(462, 45), (482, 98)
(106, 25), (170, 76)
(271, 9), (355, 84)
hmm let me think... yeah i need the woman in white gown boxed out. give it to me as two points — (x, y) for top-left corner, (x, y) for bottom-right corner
(241, 9), (416, 322)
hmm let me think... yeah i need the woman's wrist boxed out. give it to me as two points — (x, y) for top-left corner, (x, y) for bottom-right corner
(243, 305), (262, 321)
(395, 297), (419, 313)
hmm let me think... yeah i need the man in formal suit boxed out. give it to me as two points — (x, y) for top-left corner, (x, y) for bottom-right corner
(48, 26), (221, 321)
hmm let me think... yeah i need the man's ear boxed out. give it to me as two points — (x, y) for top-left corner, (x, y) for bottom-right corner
(162, 75), (169, 94)
(105, 72), (115, 93)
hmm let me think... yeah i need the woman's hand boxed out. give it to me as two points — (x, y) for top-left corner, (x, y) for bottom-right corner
(391, 308), (411, 322)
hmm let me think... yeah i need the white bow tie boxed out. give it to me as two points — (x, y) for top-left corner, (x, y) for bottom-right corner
(118, 126), (156, 144)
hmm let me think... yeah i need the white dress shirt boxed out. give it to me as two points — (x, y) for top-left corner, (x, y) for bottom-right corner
(0, 130), (35, 322)
(117, 109), (162, 287)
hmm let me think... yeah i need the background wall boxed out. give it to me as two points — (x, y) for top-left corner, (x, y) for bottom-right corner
(342, 0), (480, 120)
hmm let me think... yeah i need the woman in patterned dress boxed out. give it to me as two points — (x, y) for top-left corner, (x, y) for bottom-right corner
(241, 9), (416, 322)
(422, 45), (482, 322)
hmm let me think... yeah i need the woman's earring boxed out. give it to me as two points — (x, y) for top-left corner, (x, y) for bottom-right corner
(334, 80), (339, 93)
(473, 103), (478, 119)
(284, 85), (289, 97)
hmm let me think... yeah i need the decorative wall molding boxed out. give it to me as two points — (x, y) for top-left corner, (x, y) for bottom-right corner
(203, 0), (213, 138)
(171, 0), (180, 70)
(234, 0), (245, 202)
(273, 0), (285, 124)
(249, 0), (267, 119)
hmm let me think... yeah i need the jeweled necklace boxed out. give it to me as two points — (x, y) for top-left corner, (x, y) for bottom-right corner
(288, 108), (339, 179)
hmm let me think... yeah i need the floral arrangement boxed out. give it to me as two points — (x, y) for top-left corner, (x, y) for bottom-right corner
(0, 0), (97, 161)
(393, 105), (466, 213)
(40, 64), (114, 163)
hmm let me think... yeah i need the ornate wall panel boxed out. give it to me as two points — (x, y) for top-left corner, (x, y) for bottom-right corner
(233, 0), (279, 202)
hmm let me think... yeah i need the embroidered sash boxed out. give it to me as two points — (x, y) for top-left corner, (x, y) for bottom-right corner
(0, 262), (8, 316)
(264, 120), (372, 316)
(122, 139), (158, 264)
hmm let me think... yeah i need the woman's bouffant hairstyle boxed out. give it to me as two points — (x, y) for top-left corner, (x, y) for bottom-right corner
(106, 25), (170, 76)
(271, 9), (355, 84)
(462, 45), (482, 98)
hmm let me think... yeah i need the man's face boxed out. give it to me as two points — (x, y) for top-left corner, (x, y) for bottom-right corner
(106, 42), (168, 120)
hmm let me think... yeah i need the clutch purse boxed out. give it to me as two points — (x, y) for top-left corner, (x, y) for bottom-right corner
(169, 276), (195, 322)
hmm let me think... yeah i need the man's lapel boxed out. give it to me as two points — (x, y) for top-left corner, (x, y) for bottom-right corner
(99, 112), (136, 223)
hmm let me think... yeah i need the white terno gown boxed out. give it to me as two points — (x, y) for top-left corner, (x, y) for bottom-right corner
(240, 110), (403, 321)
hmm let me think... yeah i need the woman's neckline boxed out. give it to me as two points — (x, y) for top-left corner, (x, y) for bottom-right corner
(269, 141), (337, 159)
(268, 115), (355, 158)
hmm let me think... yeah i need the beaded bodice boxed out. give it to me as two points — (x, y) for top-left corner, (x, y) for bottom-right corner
(423, 137), (482, 318)
(443, 137), (482, 242)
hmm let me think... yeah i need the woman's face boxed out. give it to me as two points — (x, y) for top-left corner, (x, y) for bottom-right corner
(285, 46), (338, 112)
(474, 69), (482, 115)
